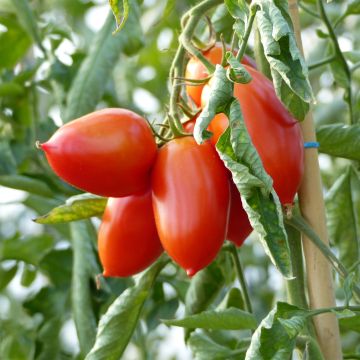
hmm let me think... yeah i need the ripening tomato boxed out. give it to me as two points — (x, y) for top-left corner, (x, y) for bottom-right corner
(185, 43), (256, 107)
(202, 65), (304, 205)
(39, 108), (157, 197)
(98, 190), (163, 277)
(227, 183), (252, 246)
(151, 136), (230, 276)
(183, 117), (253, 247)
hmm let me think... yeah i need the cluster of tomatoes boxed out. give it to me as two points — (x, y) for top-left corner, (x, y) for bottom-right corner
(40, 44), (304, 278)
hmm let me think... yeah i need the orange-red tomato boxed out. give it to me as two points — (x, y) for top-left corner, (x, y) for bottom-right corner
(98, 190), (163, 277)
(151, 136), (230, 276)
(185, 43), (256, 107)
(202, 65), (304, 205)
(40, 108), (157, 197)
(227, 183), (253, 246)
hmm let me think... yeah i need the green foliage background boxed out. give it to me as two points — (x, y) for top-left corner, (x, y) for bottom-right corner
(0, 0), (359, 359)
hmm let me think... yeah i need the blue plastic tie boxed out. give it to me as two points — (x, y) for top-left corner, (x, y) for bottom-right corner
(304, 141), (320, 149)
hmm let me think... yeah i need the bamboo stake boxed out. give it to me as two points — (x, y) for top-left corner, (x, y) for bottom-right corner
(287, 1), (343, 359)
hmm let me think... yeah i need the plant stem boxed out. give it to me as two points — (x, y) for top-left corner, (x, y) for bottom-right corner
(168, 0), (221, 131)
(285, 224), (308, 309)
(308, 55), (336, 71)
(228, 243), (253, 313)
(286, 214), (360, 302)
(316, 0), (354, 124)
(236, 5), (258, 62)
(299, 2), (318, 18)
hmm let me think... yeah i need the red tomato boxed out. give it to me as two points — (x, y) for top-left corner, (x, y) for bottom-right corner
(183, 117), (253, 247)
(202, 65), (304, 205)
(98, 190), (163, 277)
(151, 136), (230, 276)
(40, 108), (157, 197)
(227, 182), (252, 246)
(185, 43), (256, 107)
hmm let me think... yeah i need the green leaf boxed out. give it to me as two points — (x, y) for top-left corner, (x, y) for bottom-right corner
(194, 66), (292, 279)
(217, 287), (245, 310)
(339, 313), (360, 332)
(317, 124), (360, 160)
(245, 302), (308, 360)
(326, 166), (360, 276)
(1, 234), (54, 265)
(0, 13), (32, 69)
(20, 265), (37, 287)
(185, 258), (227, 340)
(71, 221), (99, 356)
(0, 82), (24, 97)
(85, 256), (168, 360)
(0, 264), (18, 291)
(63, 6), (143, 122)
(327, 45), (350, 88)
(343, 50), (360, 63)
(189, 332), (247, 360)
(255, 0), (313, 120)
(224, 0), (249, 41)
(0, 175), (54, 197)
(226, 53), (252, 84)
(345, 0), (360, 16)
(0, 142), (17, 175)
(34, 193), (107, 224)
(163, 307), (257, 330)
(12, 0), (44, 50)
(109, 0), (129, 35)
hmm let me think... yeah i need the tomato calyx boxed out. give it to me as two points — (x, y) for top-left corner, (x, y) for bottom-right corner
(283, 203), (294, 220)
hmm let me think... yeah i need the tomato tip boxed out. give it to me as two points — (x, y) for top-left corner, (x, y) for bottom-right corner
(186, 268), (197, 277)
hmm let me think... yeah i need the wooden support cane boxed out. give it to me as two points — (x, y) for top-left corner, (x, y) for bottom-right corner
(288, 1), (343, 359)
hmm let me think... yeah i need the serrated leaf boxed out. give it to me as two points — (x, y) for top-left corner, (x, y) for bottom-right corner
(63, 6), (143, 122)
(163, 307), (257, 330)
(255, 0), (313, 120)
(245, 302), (308, 360)
(194, 66), (292, 279)
(0, 264), (18, 291)
(34, 194), (107, 224)
(226, 52), (252, 84)
(224, 0), (249, 41)
(189, 332), (247, 360)
(85, 256), (168, 360)
(326, 166), (360, 276)
(1, 234), (54, 265)
(317, 124), (360, 160)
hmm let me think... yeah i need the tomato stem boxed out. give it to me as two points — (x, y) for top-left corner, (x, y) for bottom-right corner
(236, 5), (258, 62)
(227, 243), (253, 314)
(286, 214), (360, 302)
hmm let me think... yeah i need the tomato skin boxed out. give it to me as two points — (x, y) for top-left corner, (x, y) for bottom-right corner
(98, 190), (163, 277)
(40, 108), (157, 197)
(203, 65), (304, 205)
(227, 183), (252, 246)
(185, 43), (256, 107)
(151, 136), (230, 276)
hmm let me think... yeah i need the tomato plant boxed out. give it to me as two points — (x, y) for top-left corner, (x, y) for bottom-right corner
(98, 191), (163, 277)
(151, 136), (230, 276)
(40, 108), (157, 197)
(185, 42), (256, 106)
(203, 64), (304, 205)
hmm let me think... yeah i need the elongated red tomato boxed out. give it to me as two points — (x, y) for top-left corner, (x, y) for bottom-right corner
(152, 136), (230, 276)
(185, 43), (256, 107)
(40, 108), (157, 197)
(183, 117), (252, 246)
(202, 65), (304, 205)
(98, 190), (163, 277)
